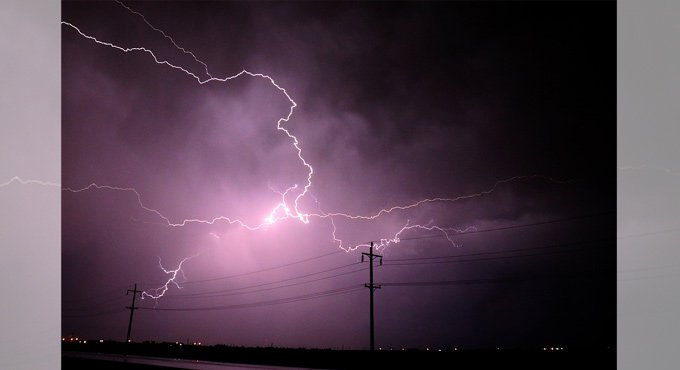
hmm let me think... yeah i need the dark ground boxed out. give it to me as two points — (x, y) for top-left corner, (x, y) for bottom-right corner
(63, 358), (177, 370)
(62, 341), (615, 369)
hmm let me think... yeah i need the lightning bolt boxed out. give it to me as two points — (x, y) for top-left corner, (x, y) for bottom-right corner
(0, 3), (571, 299)
(59, 14), (565, 229)
(341, 221), (478, 252)
(141, 255), (196, 301)
(112, 0), (213, 80)
(63, 17), (314, 222)
(311, 174), (565, 222)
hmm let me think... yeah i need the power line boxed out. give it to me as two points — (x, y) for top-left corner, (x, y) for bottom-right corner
(147, 242), (603, 300)
(65, 240), (611, 318)
(134, 212), (610, 290)
(154, 238), (612, 299)
(392, 211), (614, 243)
(383, 238), (613, 266)
(378, 271), (609, 287)
(169, 262), (362, 297)
(384, 247), (599, 266)
(68, 244), (611, 315)
(140, 285), (364, 312)
(160, 213), (610, 287)
(165, 266), (367, 299)
(64, 214), (614, 319)
(385, 238), (611, 262)
(183, 250), (344, 284)
(137, 270), (609, 313)
(63, 261), (364, 315)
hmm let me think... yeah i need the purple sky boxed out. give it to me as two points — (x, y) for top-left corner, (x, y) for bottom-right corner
(62, 1), (615, 350)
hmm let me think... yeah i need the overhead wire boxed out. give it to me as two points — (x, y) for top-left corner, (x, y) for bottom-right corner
(165, 266), (367, 299)
(391, 211), (614, 243)
(378, 270), (610, 287)
(66, 212), (613, 317)
(383, 238), (613, 266)
(167, 262), (363, 298)
(183, 250), (344, 284)
(140, 285), (364, 312)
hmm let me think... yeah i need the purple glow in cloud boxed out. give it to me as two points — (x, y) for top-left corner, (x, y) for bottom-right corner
(60, 1), (615, 350)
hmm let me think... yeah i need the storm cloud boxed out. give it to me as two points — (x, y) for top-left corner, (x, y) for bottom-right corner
(62, 1), (615, 350)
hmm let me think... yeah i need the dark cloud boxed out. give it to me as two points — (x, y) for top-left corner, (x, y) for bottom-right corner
(62, 1), (615, 349)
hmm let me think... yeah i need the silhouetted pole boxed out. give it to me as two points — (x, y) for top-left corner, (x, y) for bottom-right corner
(362, 242), (382, 351)
(126, 283), (142, 343)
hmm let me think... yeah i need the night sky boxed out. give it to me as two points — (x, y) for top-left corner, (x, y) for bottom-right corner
(62, 1), (615, 350)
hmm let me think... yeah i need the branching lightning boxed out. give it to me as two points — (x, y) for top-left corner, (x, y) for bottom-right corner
(112, 0), (213, 81)
(1, 2), (569, 300)
(61, 19), (314, 229)
(341, 221), (479, 252)
(141, 255), (196, 301)
(310, 174), (565, 222)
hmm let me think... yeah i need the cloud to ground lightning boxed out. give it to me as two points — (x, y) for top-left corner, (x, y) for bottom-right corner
(141, 256), (196, 301)
(3, 2), (567, 300)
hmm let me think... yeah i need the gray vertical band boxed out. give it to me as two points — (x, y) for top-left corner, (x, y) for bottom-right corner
(0, 0), (60, 369)
(618, 1), (680, 369)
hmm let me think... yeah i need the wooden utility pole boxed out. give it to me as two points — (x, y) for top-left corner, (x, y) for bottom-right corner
(362, 242), (382, 351)
(126, 283), (142, 343)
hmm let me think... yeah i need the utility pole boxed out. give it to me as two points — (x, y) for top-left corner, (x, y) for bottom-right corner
(126, 283), (142, 343)
(362, 241), (382, 351)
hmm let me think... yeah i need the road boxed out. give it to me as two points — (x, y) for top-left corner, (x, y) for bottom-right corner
(63, 351), (314, 370)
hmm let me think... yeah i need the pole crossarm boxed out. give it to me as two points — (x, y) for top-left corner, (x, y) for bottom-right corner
(126, 283), (143, 343)
(361, 241), (382, 351)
